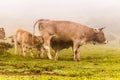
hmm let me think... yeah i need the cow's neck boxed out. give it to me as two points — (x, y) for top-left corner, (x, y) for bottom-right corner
(84, 28), (96, 42)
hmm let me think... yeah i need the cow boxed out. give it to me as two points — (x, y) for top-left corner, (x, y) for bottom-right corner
(33, 19), (108, 61)
(0, 27), (5, 39)
(12, 28), (43, 57)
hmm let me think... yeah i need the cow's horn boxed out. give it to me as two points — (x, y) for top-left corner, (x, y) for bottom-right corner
(94, 28), (100, 33)
(99, 27), (105, 31)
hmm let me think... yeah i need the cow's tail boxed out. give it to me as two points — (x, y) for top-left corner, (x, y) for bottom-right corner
(33, 19), (49, 35)
(33, 19), (42, 36)
(32, 19), (42, 46)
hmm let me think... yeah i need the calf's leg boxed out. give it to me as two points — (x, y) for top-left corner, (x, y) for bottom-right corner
(14, 39), (18, 55)
(29, 47), (34, 58)
(22, 44), (27, 57)
(37, 47), (43, 58)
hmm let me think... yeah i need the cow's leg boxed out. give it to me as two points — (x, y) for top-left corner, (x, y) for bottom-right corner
(54, 49), (59, 60)
(22, 44), (26, 57)
(14, 39), (18, 55)
(43, 34), (52, 59)
(29, 47), (34, 58)
(43, 43), (52, 59)
(37, 47), (43, 58)
(19, 44), (23, 56)
(73, 41), (80, 61)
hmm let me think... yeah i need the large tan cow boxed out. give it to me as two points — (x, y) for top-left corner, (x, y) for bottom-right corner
(33, 19), (108, 61)
(0, 27), (5, 39)
(12, 28), (43, 57)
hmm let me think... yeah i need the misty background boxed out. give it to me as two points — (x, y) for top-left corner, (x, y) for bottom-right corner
(0, 0), (120, 45)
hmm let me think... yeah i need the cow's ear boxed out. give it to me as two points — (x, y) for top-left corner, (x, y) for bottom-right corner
(94, 28), (100, 33)
(99, 27), (105, 31)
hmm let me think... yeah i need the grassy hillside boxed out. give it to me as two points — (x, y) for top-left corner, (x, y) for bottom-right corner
(0, 45), (120, 80)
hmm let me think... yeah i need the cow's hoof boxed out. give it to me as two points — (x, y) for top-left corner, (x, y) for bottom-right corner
(77, 58), (80, 61)
(73, 58), (80, 61)
(14, 53), (17, 55)
(40, 56), (44, 59)
(73, 58), (77, 61)
(54, 58), (58, 61)
(31, 56), (35, 58)
(48, 57), (53, 60)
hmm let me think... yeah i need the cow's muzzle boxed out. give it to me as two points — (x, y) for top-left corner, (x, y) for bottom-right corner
(104, 40), (108, 44)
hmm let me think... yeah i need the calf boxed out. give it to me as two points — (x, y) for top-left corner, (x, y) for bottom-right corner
(12, 28), (43, 57)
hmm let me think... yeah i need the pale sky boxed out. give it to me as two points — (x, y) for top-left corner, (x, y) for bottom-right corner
(0, 0), (120, 36)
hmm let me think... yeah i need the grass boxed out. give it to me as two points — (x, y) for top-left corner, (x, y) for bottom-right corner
(0, 44), (120, 80)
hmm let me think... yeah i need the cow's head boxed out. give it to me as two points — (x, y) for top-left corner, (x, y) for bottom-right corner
(0, 28), (5, 39)
(93, 27), (108, 44)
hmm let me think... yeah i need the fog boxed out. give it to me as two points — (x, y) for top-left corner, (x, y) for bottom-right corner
(0, 0), (120, 37)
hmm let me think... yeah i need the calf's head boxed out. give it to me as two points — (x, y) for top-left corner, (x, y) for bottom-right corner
(94, 27), (108, 44)
(34, 36), (44, 48)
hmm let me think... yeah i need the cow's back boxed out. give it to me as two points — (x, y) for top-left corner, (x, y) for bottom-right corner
(14, 29), (32, 44)
(39, 20), (92, 41)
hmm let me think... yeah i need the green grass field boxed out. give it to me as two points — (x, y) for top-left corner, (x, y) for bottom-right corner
(0, 44), (120, 80)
